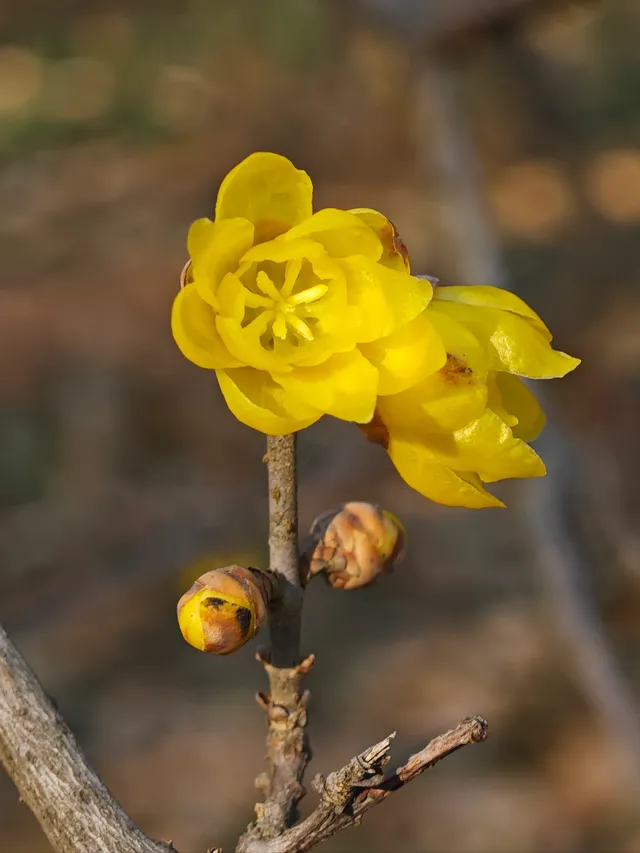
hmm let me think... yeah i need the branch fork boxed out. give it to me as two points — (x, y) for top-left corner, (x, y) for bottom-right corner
(0, 430), (489, 853)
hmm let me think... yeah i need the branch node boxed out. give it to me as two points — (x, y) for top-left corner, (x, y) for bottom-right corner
(464, 715), (489, 743)
(242, 716), (489, 852)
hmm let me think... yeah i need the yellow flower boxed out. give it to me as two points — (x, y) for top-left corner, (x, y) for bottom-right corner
(362, 285), (581, 508)
(172, 152), (443, 434)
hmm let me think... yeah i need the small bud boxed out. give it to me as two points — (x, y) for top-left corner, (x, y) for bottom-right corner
(306, 502), (406, 590)
(177, 565), (277, 654)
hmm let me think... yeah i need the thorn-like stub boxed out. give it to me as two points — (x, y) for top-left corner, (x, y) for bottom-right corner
(256, 692), (270, 710)
(255, 647), (271, 665)
(299, 654), (315, 674)
(300, 689), (312, 710)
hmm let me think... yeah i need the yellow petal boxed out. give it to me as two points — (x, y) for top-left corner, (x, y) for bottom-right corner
(187, 217), (216, 260)
(349, 208), (410, 272)
(432, 301), (581, 379)
(283, 209), (382, 260)
(172, 284), (241, 370)
(422, 408), (546, 483)
(434, 285), (551, 339)
(271, 349), (378, 423)
(425, 306), (488, 378)
(216, 368), (321, 435)
(189, 218), (255, 308)
(377, 363), (488, 434)
(376, 311), (488, 433)
(216, 314), (293, 373)
(240, 237), (325, 267)
(494, 372), (546, 441)
(216, 272), (246, 321)
(387, 433), (505, 509)
(343, 258), (433, 342)
(486, 372), (519, 428)
(360, 312), (447, 395)
(215, 152), (313, 239)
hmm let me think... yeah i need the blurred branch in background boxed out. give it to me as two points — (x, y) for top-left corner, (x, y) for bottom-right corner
(413, 48), (505, 286)
(411, 0), (640, 784)
(527, 424), (640, 780)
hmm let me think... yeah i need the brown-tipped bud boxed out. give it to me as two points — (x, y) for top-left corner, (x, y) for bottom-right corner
(177, 565), (277, 654)
(306, 502), (406, 590)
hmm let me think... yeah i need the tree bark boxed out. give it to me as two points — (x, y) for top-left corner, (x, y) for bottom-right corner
(0, 622), (175, 853)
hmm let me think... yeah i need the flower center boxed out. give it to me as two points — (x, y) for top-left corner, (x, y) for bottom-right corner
(243, 258), (328, 346)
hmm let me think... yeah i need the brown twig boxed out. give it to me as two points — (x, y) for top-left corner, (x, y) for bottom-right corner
(0, 622), (176, 853)
(266, 434), (303, 668)
(242, 716), (488, 853)
(238, 435), (312, 848)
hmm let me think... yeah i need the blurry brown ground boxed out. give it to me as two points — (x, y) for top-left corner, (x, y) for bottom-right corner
(1, 1), (640, 851)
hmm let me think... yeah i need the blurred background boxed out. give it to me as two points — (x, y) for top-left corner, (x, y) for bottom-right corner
(1, 0), (639, 851)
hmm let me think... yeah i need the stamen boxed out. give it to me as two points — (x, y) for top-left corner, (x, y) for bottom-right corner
(244, 291), (273, 309)
(247, 310), (275, 334)
(281, 258), (303, 297)
(288, 284), (328, 305)
(272, 312), (288, 340)
(286, 314), (314, 342)
(256, 270), (281, 301)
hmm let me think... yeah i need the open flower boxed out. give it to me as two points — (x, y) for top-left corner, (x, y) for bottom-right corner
(362, 286), (580, 508)
(173, 151), (580, 509)
(172, 152), (443, 434)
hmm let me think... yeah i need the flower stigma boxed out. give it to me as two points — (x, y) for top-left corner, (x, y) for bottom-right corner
(240, 257), (329, 349)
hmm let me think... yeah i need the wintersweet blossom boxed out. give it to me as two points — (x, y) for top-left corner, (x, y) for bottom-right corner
(172, 152), (444, 434)
(173, 151), (580, 509)
(361, 286), (580, 508)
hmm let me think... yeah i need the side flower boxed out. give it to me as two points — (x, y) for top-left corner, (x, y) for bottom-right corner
(172, 152), (444, 434)
(361, 285), (580, 508)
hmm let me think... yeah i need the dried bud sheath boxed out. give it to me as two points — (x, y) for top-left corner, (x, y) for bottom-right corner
(306, 502), (406, 590)
(177, 565), (278, 654)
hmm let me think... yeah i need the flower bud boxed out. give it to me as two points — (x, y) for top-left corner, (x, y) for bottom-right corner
(306, 502), (406, 590)
(177, 565), (277, 654)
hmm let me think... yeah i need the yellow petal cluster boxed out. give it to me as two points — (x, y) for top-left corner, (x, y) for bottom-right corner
(172, 151), (581, 508)
(362, 286), (580, 508)
(172, 152), (437, 433)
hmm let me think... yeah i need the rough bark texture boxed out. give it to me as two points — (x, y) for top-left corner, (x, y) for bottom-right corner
(240, 717), (488, 853)
(0, 622), (175, 853)
(266, 434), (303, 668)
(237, 435), (312, 849)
